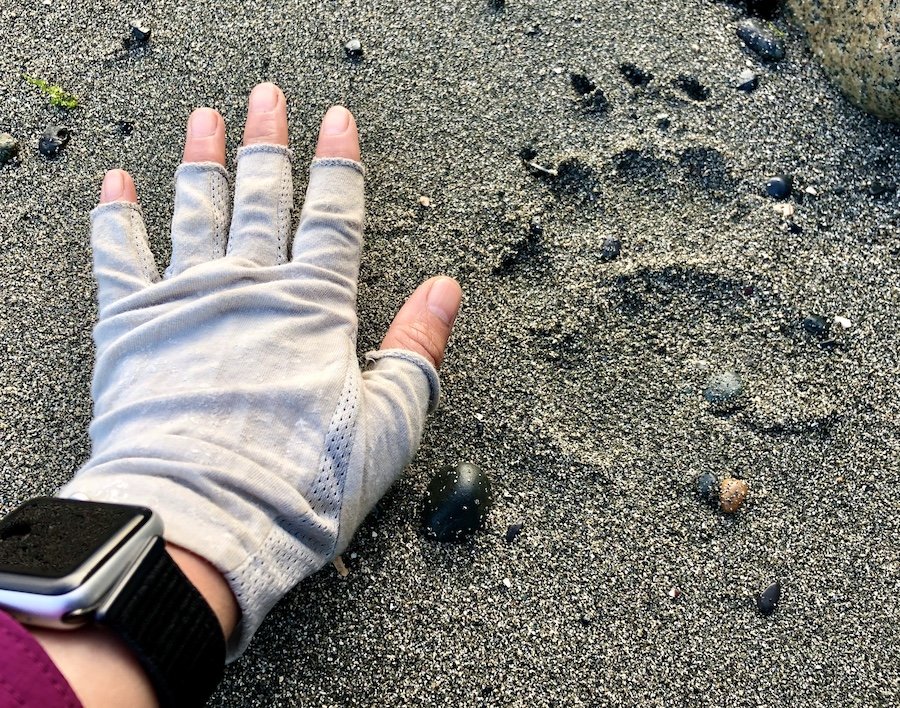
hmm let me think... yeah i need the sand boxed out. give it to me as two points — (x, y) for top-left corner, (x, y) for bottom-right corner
(1, 0), (899, 705)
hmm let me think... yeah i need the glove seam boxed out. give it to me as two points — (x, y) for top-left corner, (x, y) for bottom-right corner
(237, 144), (294, 160)
(365, 348), (441, 413)
(310, 157), (365, 176)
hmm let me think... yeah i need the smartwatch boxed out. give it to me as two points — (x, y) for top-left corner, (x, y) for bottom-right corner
(0, 497), (225, 707)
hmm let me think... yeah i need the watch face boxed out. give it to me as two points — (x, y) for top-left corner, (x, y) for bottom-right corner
(0, 498), (151, 590)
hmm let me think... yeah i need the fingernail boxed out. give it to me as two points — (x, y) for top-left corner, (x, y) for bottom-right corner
(249, 83), (280, 113)
(189, 108), (218, 137)
(321, 106), (350, 135)
(426, 277), (461, 326)
(101, 170), (125, 202)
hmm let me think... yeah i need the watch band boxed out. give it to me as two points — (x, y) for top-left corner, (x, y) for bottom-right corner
(99, 537), (226, 708)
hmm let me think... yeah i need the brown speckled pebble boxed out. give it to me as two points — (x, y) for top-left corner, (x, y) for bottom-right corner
(787, 0), (900, 122)
(719, 478), (749, 513)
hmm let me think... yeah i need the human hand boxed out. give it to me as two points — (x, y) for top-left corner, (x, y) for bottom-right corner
(59, 82), (462, 659)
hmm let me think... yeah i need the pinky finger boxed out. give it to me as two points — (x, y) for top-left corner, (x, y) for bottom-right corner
(99, 169), (138, 204)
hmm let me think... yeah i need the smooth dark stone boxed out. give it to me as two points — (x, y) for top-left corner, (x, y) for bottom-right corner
(704, 371), (744, 403)
(766, 174), (793, 199)
(736, 68), (759, 92)
(619, 62), (653, 87)
(570, 72), (596, 95)
(696, 472), (718, 503)
(0, 133), (19, 165)
(38, 126), (70, 158)
(422, 462), (492, 542)
(675, 74), (710, 101)
(789, 223), (803, 234)
(600, 236), (621, 262)
(344, 38), (363, 61)
(116, 120), (134, 137)
(756, 580), (781, 615)
(802, 314), (830, 338)
(737, 19), (785, 61)
(505, 523), (524, 543)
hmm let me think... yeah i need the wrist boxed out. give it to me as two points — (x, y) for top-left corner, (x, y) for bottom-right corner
(165, 543), (239, 639)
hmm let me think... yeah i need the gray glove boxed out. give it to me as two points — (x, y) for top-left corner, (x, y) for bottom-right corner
(58, 144), (440, 659)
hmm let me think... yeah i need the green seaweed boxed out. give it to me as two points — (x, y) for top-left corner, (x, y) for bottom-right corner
(22, 75), (79, 109)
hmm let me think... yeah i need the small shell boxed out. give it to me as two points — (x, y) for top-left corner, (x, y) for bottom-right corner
(719, 478), (749, 513)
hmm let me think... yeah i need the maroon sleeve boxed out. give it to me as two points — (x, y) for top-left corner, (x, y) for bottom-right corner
(0, 610), (82, 707)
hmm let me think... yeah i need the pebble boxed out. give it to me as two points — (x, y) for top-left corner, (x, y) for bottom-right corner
(696, 472), (718, 504)
(344, 38), (363, 61)
(38, 126), (70, 158)
(505, 522), (524, 543)
(765, 174), (793, 199)
(736, 19), (785, 61)
(704, 371), (743, 404)
(422, 462), (492, 542)
(502, 577), (512, 589)
(802, 314), (830, 338)
(129, 20), (151, 46)
(755, 580), (781, 615)
(675, 74), (710, 101)
(736, 68), (759, 92)
(600, 236), (621, 262)
(0, 133), (20, 165)
(719, 478), (749, 513)
(115, 120), (134, 137)
(417, 195), (432, 207)
(619, 62), (653, 87)
(834, 316), (852, 330)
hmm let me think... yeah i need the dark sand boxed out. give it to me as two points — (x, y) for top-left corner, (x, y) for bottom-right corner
(1, 0), (899, 705)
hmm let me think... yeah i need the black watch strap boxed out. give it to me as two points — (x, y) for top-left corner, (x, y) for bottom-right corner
(100, 537), (226, 707)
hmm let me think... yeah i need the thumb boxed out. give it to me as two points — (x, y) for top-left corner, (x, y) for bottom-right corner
(379, 276), (462, 368)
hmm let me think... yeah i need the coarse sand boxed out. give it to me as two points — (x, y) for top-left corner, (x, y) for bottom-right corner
(1, 1), (898, 705)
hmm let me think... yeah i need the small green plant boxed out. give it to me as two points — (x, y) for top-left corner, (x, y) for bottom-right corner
(22, 75), (79, 109)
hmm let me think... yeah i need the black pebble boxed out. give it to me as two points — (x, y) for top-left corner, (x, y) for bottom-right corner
(619, 62), (653, 87)
(675, 74), (709, 101)
(116, 120), (134, 137)
(765, 174), (793, 199)
(0, 133), (19, 165)
(38, 126), (70, 158)
(756, 580), (781, 615)
(696, 472), (718, 504)
(802, 314), (830, 338)
(600, 236), (621, 262)
(344, 38), (363, 61)
(422, 462), (492, 542)
(488, 0), (505, 9)
(736, 19), (785, 61)
(736, 68), (759, 92)
(505, 523), (524, 543)
(788, 223), (803, 234)
(570, 72), (596, 95)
